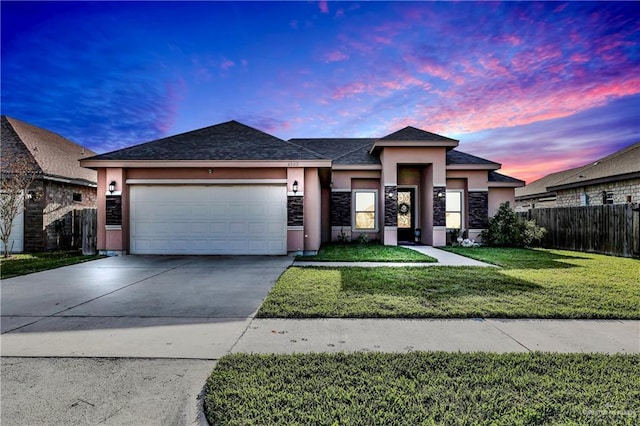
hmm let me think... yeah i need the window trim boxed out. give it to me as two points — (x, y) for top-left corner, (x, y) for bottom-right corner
(445, 189), (464, 230)
(352, 189), (379, 232)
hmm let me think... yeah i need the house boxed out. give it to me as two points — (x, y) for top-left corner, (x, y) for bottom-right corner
(1, 116), (97, 252)
(515, 142), (640, 211)
(80, 120), (524, 255)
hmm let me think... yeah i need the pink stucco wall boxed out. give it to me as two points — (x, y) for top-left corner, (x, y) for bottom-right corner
(127, 167), (286, 179)
(489, 187), (515, 217)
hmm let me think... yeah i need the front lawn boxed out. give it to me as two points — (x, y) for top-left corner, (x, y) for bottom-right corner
(296, 243), (436, 262)
(0, 251), (103, 279)
(258, 248), (640, 318)
(205, 352), (640, 425)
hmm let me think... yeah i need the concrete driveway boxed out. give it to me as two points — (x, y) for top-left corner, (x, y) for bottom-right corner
(1, 255), (291, 425)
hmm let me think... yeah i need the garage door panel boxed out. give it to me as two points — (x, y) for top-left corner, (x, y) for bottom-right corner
(130, 185), (287, 255)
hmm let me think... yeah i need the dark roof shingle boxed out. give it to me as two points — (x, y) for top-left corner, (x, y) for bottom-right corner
(85, 120), (326, 162)
(446, 149), (499, 166)
(380, 126), (458, 142)
(489, 171), (525, 185)
(289, 138), (379, 165)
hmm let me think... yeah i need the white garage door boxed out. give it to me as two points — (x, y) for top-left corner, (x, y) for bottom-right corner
(0, 210), (24, 253)
(130, 185), (287, 255)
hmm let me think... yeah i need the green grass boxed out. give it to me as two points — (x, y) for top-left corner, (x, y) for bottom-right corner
(258, 248), (640, 318)
(205, 352), (640, 426)
(0, 251), (103, 279)
(296, 243), (436, 262)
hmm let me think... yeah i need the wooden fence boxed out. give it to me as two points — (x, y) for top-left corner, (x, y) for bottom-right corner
(70, 208), (97, 255)
(521, 204), (640, 258)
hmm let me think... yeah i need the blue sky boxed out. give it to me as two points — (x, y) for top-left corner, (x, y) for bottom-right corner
(2, 1), (639, 183)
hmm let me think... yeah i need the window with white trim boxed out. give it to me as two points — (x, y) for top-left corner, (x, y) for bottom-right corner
(353, 190), (377, 231)
(446, 190), (463, 229)
(602, 191), (614, 205)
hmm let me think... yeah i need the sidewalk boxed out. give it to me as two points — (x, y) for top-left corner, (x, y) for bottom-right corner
(293, 245), (495, 267)
(233, 318), (640, 354)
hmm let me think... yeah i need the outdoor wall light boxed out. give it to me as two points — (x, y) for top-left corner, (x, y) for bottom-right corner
(27, 191), (37, 201)
(292, 180), (299, 194)
(109, 181), (116, 193)
(437, 191), (444, 198)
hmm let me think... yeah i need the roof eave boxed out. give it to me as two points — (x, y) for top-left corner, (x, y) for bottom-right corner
(370, 139), (459, 154)
(515, 191), (557, 201)
(547, 171), (640, 192)
(489, 181), (525, 188)
(79, 159), (333, 169)
(331, 164), (382, 171)
(447, 164), (500, 171)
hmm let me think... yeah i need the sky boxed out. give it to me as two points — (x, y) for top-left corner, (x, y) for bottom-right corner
(1, 1), (639, 184)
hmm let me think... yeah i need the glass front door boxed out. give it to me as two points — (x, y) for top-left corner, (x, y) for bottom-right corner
(397, 188), (415, 242)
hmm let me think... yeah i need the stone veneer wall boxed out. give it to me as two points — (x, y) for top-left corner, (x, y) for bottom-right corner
(433, 186), (446, 226)
(330, 192), (351, 226)
(287, 196), (304, 226)
(468, 191), (489, 228)
(555, 178), (640, 207)
(384, 186), (397, 226)
(24, 180), (97, 251)
(43, 182), (97, 250)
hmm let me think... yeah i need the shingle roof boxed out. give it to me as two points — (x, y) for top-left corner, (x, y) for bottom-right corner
(547, 142), (640, 191)
(1, 115), (97, 184)
(447, 149), (499, 166)
(516, 141), (640, 197)
(380, 126), (458, 142)
(288, 138), (379, 165)
(515, 168), (578, 198)
(85, 120), (326, 162)
(489, 171), (525, 185)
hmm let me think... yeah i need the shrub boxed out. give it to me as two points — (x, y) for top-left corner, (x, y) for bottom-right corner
(481, 202), (546, 247)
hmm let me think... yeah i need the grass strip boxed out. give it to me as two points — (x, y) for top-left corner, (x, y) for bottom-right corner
(205, 352), (640, 426)
(296, 243), (436, 262)
(0, 251), (103, 279)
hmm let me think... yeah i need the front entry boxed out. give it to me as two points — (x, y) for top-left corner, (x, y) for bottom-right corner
(397, 188), (416, 242)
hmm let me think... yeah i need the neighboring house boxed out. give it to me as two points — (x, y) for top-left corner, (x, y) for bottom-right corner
(1, 116), (97, 252)
(515, 142), (640, 211)
(80, 120), (523, 255)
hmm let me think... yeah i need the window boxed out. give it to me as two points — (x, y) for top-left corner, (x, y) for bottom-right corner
(602, 191), (614, 205)
(353, 190), (377, 231)
(446, 190), (463, 229)
(73, 193), (82, 202)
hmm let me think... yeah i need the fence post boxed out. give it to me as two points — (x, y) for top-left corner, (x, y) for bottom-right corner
(82, 208), (97, 255)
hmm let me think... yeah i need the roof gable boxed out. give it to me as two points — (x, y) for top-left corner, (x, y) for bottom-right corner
(1, 115), (97, 184)
(380, 126), (458, 142)
(86, 120), (326, 162)
(289, 138), (379, 165)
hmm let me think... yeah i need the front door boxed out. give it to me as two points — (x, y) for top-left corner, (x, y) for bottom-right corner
(397, 188), (415, 242)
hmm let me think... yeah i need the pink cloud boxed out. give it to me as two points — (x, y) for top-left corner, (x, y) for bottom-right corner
(318, 1), (329, 14)
(324, 50), (349, 63)
(220, 59), (235, 70)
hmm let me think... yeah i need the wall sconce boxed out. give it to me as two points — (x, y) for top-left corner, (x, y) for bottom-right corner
(208, 169), (213, 174)
(292, 180), (299, 194)
(437, 191), (444, 198)
(109, 181), (116, 193)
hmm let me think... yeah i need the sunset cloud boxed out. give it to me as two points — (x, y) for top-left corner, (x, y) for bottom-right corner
(1, 1), (637, 183)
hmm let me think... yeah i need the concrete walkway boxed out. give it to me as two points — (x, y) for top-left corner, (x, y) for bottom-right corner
(294, 245), (495, 267)
(234, 318), (640, 354)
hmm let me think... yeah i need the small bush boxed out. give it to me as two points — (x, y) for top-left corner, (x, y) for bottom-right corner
(481, 202), (546, 247)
